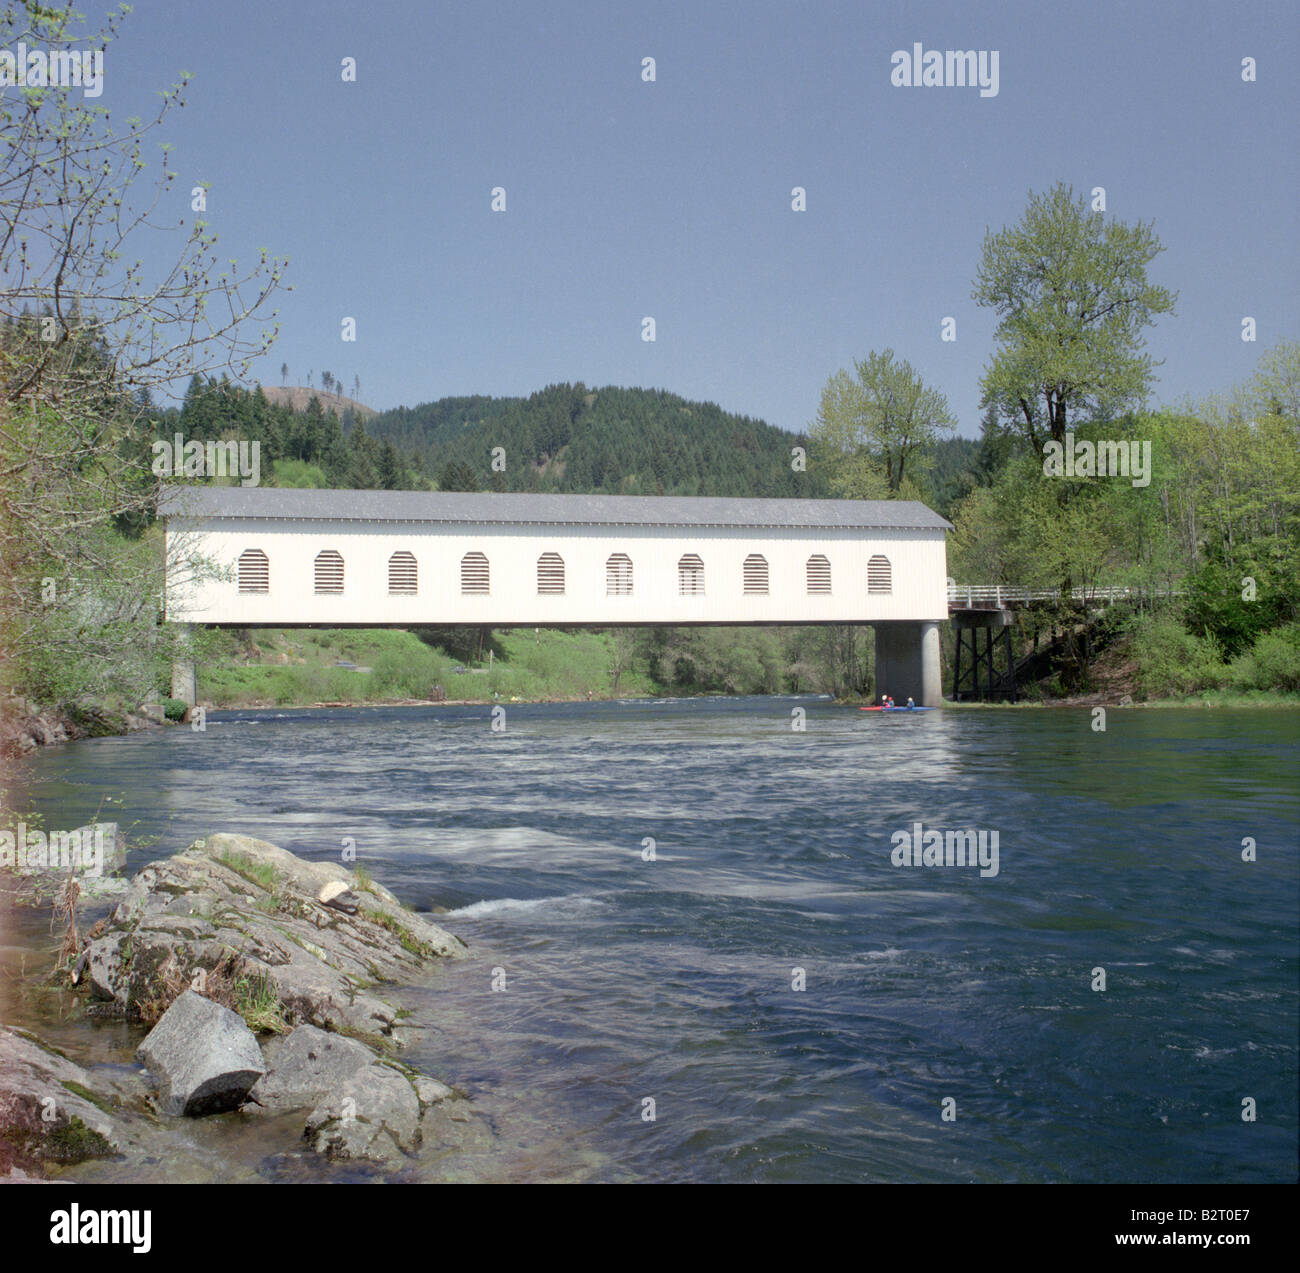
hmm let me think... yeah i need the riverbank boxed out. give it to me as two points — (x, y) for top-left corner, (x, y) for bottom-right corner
(0, 699), (178, 759)
(945, 689), (1300, 710)
(0, 833), (483, 1181)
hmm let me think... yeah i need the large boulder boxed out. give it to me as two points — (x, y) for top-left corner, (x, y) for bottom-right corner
(250, 1024), (373, 1114)
(82, 833), (464, 1045)
(136, 990), (265, 1116)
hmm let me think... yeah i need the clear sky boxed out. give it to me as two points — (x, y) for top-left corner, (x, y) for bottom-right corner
(79, 0), (1299, 434)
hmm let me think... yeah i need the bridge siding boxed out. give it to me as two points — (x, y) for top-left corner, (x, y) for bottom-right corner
(165, 519), (950, 627)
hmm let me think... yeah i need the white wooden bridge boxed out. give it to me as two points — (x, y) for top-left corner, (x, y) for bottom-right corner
(161, 487), (955, 706)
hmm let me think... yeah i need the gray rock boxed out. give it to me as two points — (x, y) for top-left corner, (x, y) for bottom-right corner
(136, 990), (265, 1116)
(318, 880), (360, 914)
(304, 1064), (421, 1163)
(0, 1026), (117, 1172)
(250, 1024), (373, 1114)
(87, 834), (462, 1041)
(84, 936), (125, 1001)
(412, 1075), (453, 1107)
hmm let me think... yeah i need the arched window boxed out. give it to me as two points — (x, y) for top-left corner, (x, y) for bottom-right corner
(678, 553), (705, 596)
(806, 554), (831, 595)
(743, 553), (769, 595)
(606, 552), (633, 596)
(314, 549), (344, 594)
(461, 551), (489, 595)
(238, 548), (269, 594)
(388, 551), (418, 595)
(867, 554), (892, 595)
(537, 552), (565, 595)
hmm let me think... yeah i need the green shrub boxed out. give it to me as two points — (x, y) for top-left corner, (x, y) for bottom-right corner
(1228, 624), (1300, 692)
(1182, 558), (1294, 659)
(1131, 616), (1229, 696)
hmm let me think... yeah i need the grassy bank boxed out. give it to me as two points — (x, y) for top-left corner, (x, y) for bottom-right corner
(197, 622), (1300, 711)
(199, 627), (662, 707)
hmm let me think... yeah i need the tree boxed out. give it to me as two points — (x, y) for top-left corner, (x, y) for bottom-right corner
(438, 460), (479, 492)
(0, 3), (285, 710)
(811, 348), (956, 494)
(972, 183), (1176, 457)
(606, 628), (638, 695)
(376, 440), (403, 490)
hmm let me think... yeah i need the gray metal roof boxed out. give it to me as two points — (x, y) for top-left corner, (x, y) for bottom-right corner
(158, 486), (953, 530)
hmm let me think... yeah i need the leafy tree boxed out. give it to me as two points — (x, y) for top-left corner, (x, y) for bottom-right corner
(0, 2), (284, 710)
(811, 349), (956, 495)
(972, 183), (1176, 457)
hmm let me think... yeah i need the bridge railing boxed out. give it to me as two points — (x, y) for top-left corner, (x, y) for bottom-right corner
(948, 583), (1182, 608)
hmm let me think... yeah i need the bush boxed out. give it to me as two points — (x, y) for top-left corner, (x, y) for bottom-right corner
(1228, 624), (1300, 692)
(162, 698), (188, 721)
(368, 645), (447, 699)
(1131, 616), (1229, 696)
(1182, 558), (1294, 659)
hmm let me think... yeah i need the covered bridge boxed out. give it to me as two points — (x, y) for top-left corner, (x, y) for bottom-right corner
(160, 488), (952, 704)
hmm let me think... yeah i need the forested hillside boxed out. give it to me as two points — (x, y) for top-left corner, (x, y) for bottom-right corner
(163, 374), (981, 514)
(366, 382), (828, 497)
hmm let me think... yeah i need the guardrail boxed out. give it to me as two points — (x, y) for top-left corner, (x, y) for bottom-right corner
(948, 583), (1182, 608)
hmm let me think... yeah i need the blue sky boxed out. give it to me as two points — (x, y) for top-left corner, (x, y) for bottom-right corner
(84, 0), (1298, 434)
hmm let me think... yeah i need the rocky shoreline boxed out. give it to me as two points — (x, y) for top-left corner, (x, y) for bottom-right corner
(0, 699), (178, 758)
(0, 833), (473, 1181)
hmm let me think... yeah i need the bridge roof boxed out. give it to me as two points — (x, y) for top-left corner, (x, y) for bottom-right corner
(159, 487), (953, 531)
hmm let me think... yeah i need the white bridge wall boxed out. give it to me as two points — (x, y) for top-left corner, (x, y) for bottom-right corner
(165, 519), (950, 626)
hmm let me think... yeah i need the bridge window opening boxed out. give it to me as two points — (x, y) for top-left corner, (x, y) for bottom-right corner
(806, 554), (831, 594)
(743, 554), (769, 595)
(678, 553), (705, 596)
(606, 553), (633, 595)
(867, 554), (892, 595)
(238, 548), (269, 594)
(388, 551), (418, 595)
(461, 551), (490, 595)
(314, 549), (344, 594)
(537, 552), (565, 595)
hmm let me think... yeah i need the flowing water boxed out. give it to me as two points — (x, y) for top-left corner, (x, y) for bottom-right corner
(5, 697), (1297, 1182)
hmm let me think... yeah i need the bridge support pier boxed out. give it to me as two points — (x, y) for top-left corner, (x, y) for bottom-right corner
(951, 608), (1017, 702)
(874, 621), (942, 707)
(171, 624), (197, 706)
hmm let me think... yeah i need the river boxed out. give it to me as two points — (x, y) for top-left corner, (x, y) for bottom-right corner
(6, 697), (1298, 1182)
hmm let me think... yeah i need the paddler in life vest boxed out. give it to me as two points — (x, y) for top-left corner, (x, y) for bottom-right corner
(906, 697), (915, 709)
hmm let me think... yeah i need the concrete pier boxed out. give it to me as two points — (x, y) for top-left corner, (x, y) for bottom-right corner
(874, 620), (942, 706)
(170, 625), (197, 706)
